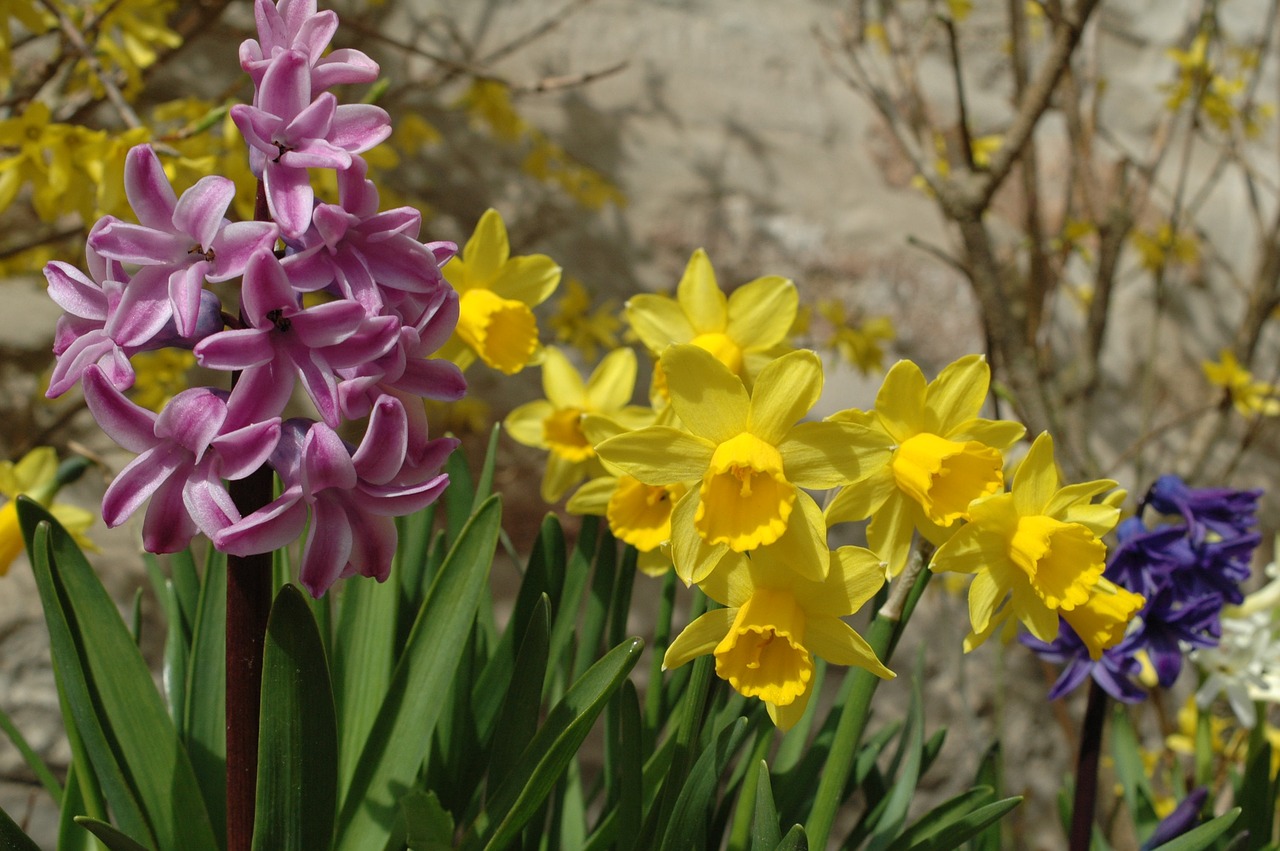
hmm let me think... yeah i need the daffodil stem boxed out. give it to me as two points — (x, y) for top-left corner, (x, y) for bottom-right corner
(1068, 679), (1109, 851)
(805, 554), (928, 848)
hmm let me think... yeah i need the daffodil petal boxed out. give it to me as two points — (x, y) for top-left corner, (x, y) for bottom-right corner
(1012, 583), (1059, 642)
(461, 208), (509, 286)
(504, 400), (554, 449)
(585, 347), (638, 412)
(824, 464), (896, 526)
(780, 421), (890, 489)
(826, 407), (879, 429)
(725, 275), (797, 350)
(767, 687), (814, 732)
(951, 418), (1025, 449)
(968, 569), (1003, 635)
(1059, 503), (1121, 538)
(662, 345), (749, 444)
(875, 360), (927, 443)
(779, 490), (830, 582)
(638, 547), (673, 577)
(797, 545), (886, 616)
(1012, 432), (1058, 515)
(930, 524), (989, 575)
(626, 294), (696, 354)
(663, 607), (736, 670)
(1044, 479), (1119, 519)
(807, 617), (893, 678)
(491, 254), (562, 306)
(14, 447), (57, 490)
(924, 354), (990, 434)
(595, 426), (716, 484)
(867, 490), (915, 576)
(699, 550), (754, 608)
(747, 350), (822, 446)
(541, 453), (585, 503)
(540, 347), (587, 408)
(566, 476), (616, 515)
(676, 249), (728, 331)
(670, 489), (730, 585)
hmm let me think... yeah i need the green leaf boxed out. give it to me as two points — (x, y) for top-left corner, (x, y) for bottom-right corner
(334, 495), (501, 851)
(183, 547), (226, 841)
(775, 824), (808, 851)
(252, 585), (338, 851)
(443, 445), (477, 544)
(615, 681), (644, 851)
(401, 790), (454, 851)
(163, 581), (190, 736)
(467, 636), (644, 850)
(486, 594), (551, 787)
(1146, 807), (1241, 851)
(332, 565), (400, 801)
(74, 817), (153, 851)
(885, 787), (993, 851)
(967, 741), (1002, 851)
(899, 797), (1023, 851)
(1111, 706), (1159, 842)
(1236, 724), (1273, 848)
(864, 673), (925, 851)
(0, 802), (41, 850)
(659, 716), (750, 849)
(471, 424), (502, 513)
(57, 757), (102, 851)
(18, 502), (219, 851)
(751, 761), (781, 850)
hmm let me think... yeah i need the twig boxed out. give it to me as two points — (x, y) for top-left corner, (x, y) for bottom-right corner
(34, 0), (142, 130)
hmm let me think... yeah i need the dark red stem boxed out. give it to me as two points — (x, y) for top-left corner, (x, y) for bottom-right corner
(1069, 679), (1109, 851)
(225, 179), (275, 851)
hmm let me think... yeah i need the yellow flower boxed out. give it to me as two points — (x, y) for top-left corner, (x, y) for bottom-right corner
(625, 249), (796, 388)
(1202, 349), (1280, 417)
(663, 521), (892, 731)
(818, 300), (895, 375)
(825, 355), (1025, 574)
(128, 349), (195, 412)
(1062, 577), (1146, 660)
(595, 345), (875, 584)
(930, 433), (1125, 651)
(0, 447), (96, 575)
(505, 347), (649, 503)
(549, 278), (622, 362)
(441, 208), (561, 374)
(1131, 223), (1198, 273)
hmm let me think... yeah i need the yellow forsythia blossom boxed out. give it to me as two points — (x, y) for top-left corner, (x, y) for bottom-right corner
(1202, 349), (1280, 417)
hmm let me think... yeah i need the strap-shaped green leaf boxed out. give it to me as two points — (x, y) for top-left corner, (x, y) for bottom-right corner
(486, 594), (551, 786)
(659, 716), (750, 850)
(334, 495), (502, 851)
(183, 546), (226, 841)
(331, 562), (399, 801)
(18, 502), (219, 851)
(74, 817), (153, 851)
(774, 824), (808, 851)
(751, 760), (781, 849)
(864, 674), (925, 851)
(1236, 734), (1274, 847)
(467, 636), (644, 850)
(252, 585), (337, 851)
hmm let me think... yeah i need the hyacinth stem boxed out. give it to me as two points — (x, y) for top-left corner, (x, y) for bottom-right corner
(225, 179), (276, 851)
(805, 551), (928, 848)
(1068, 678), (1109, 851)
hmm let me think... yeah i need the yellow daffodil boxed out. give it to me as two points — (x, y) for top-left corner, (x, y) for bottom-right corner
(441, 208), (561, 374)
(625, 249), (796, 388)
(0, 448), (96, 575)
(504, 347), (650, 503)
(596, 344), (874, 584)
(663, 519), (892, 731)
(825, 355), (1025, 575)
(929, 433), (1126, 652)
(569, 413), (684, 576)
(549, 278), (622, 362)
(1202, 349), (1280, 417)
(1061, 577), (1145, 660)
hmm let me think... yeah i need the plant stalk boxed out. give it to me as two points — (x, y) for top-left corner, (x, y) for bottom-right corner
(1068, 678), (1109, 851)
(225, 179), (275, 851)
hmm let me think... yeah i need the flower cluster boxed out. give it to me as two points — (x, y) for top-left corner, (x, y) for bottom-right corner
(1023, 475), (1262, 704)
(42, 0), (464, 597)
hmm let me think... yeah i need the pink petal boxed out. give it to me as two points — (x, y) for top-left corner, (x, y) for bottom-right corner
(285, 91), (336, 144)
(345, 508), (396, 581)
(209, 221), (279, 281)
(288, 299), (366, 347)
(397, 357), (466, 402)
(173, 176), (234, 250)
(141, 467), (199, 553)
(361, 473), (450, 516)
(214, 490), (308, 557)
(298, 496), (352, 596)
(225, 361), (296, 428)
(102, 444), (184, 528)
(329, 105), (391, 154)
(81, 366), (157, 452)
(44, 262), (107, 319)
(241, 249), (298, 322)
(312, 49), (380, 91)
(322, 315), (398, 368)
(300, 422), (357, 494)
(264, 160), (314, 238)
(295, 10), (337, 65)
(124, 146), (177, 230)
(154, 388), (228, 456)
(279, 137), (350, 170)
(183, 465), (243, 537)
(230, 104), (280, 159)
(89, 221), (184, 265)
(280, 247), (336, 292)
(195, 328), (276, 370)
(169, 261), (209, 338)
(259, 49), (311, 122)
(352, 395), (407, 484)
(292, 347), (342, 426)
(106, 273), (172, 347)
(48, 333), (120, 398)
(364, 237), (443, 292)
(213, 419), (282, 480)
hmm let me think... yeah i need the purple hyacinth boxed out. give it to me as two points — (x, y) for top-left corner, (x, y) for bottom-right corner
(1024, 475), (1263, 702)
